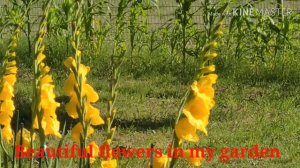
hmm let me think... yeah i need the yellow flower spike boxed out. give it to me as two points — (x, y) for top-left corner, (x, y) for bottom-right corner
(71, 123), (94, 144)
(175, 118), (199, 142)
(85, 104), (104, 125)
(75, 31), (80, 36)
(16, 128), (36, 151)
(101, 159), (117, 168)
(3, 74), (17, 85)
(184, 150), (202, 166)
(0, 82), (14, 100)
(87, 141), (99, 164)
(201, 65), (216, 74)
(2, 126), (13, 143)
(148, 154), (168, 168)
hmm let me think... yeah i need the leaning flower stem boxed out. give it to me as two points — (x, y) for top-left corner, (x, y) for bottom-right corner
(168, 17), (224, 168)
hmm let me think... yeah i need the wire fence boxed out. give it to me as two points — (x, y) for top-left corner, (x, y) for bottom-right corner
(0, 0), (300, 33)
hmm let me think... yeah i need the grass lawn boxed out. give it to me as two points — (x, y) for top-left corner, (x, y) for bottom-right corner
(12, 47), (300, 167)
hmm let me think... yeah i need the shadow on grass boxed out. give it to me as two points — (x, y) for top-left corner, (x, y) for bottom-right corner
(113, 118), (175, 131)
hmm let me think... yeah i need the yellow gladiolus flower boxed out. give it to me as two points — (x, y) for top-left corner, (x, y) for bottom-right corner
(101, 159), (117, 168)
(184, 150), (202, 166)
(148, 154), (168, 168)
(175, 118), (199, 142)
(87, 141), (99, 164)
(71, 123), (94, 144)
(44, 117), (61, 138)
(183, 93), (210, 135)
(83, 84), (99, 103)
(16, 128), (35, 151)
(194, 74), (218, 99)
(85, 104), (104, 125)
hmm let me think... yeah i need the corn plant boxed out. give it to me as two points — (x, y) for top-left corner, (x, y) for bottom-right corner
(174, 0), (196, 73)
(128, 0), (150, 66)
(20, 0), (40, 58)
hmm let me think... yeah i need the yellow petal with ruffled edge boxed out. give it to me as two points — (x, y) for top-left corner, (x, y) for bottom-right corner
(183, 92), (210, 135)
(83, 84), (99, 103)
(85, 104), (104, 126)
(65, 96), (80, 119)
(175, 118), (199, 142)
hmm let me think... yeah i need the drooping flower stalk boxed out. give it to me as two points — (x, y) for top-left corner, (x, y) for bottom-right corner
(0, 24), (22, 143)
(63, 0), (104, 167)
(31, 0), (61, 166)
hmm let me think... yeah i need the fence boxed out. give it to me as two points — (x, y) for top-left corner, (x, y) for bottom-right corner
(0, 0), (300, 33)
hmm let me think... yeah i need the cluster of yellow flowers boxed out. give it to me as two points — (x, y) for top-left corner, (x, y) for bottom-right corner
(32, 42), (61, 138)
(150, 21), (224, 168)
(64, 51), (104, 143)
(175, 73), (217, 143)
(0, 28), (20, 143)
